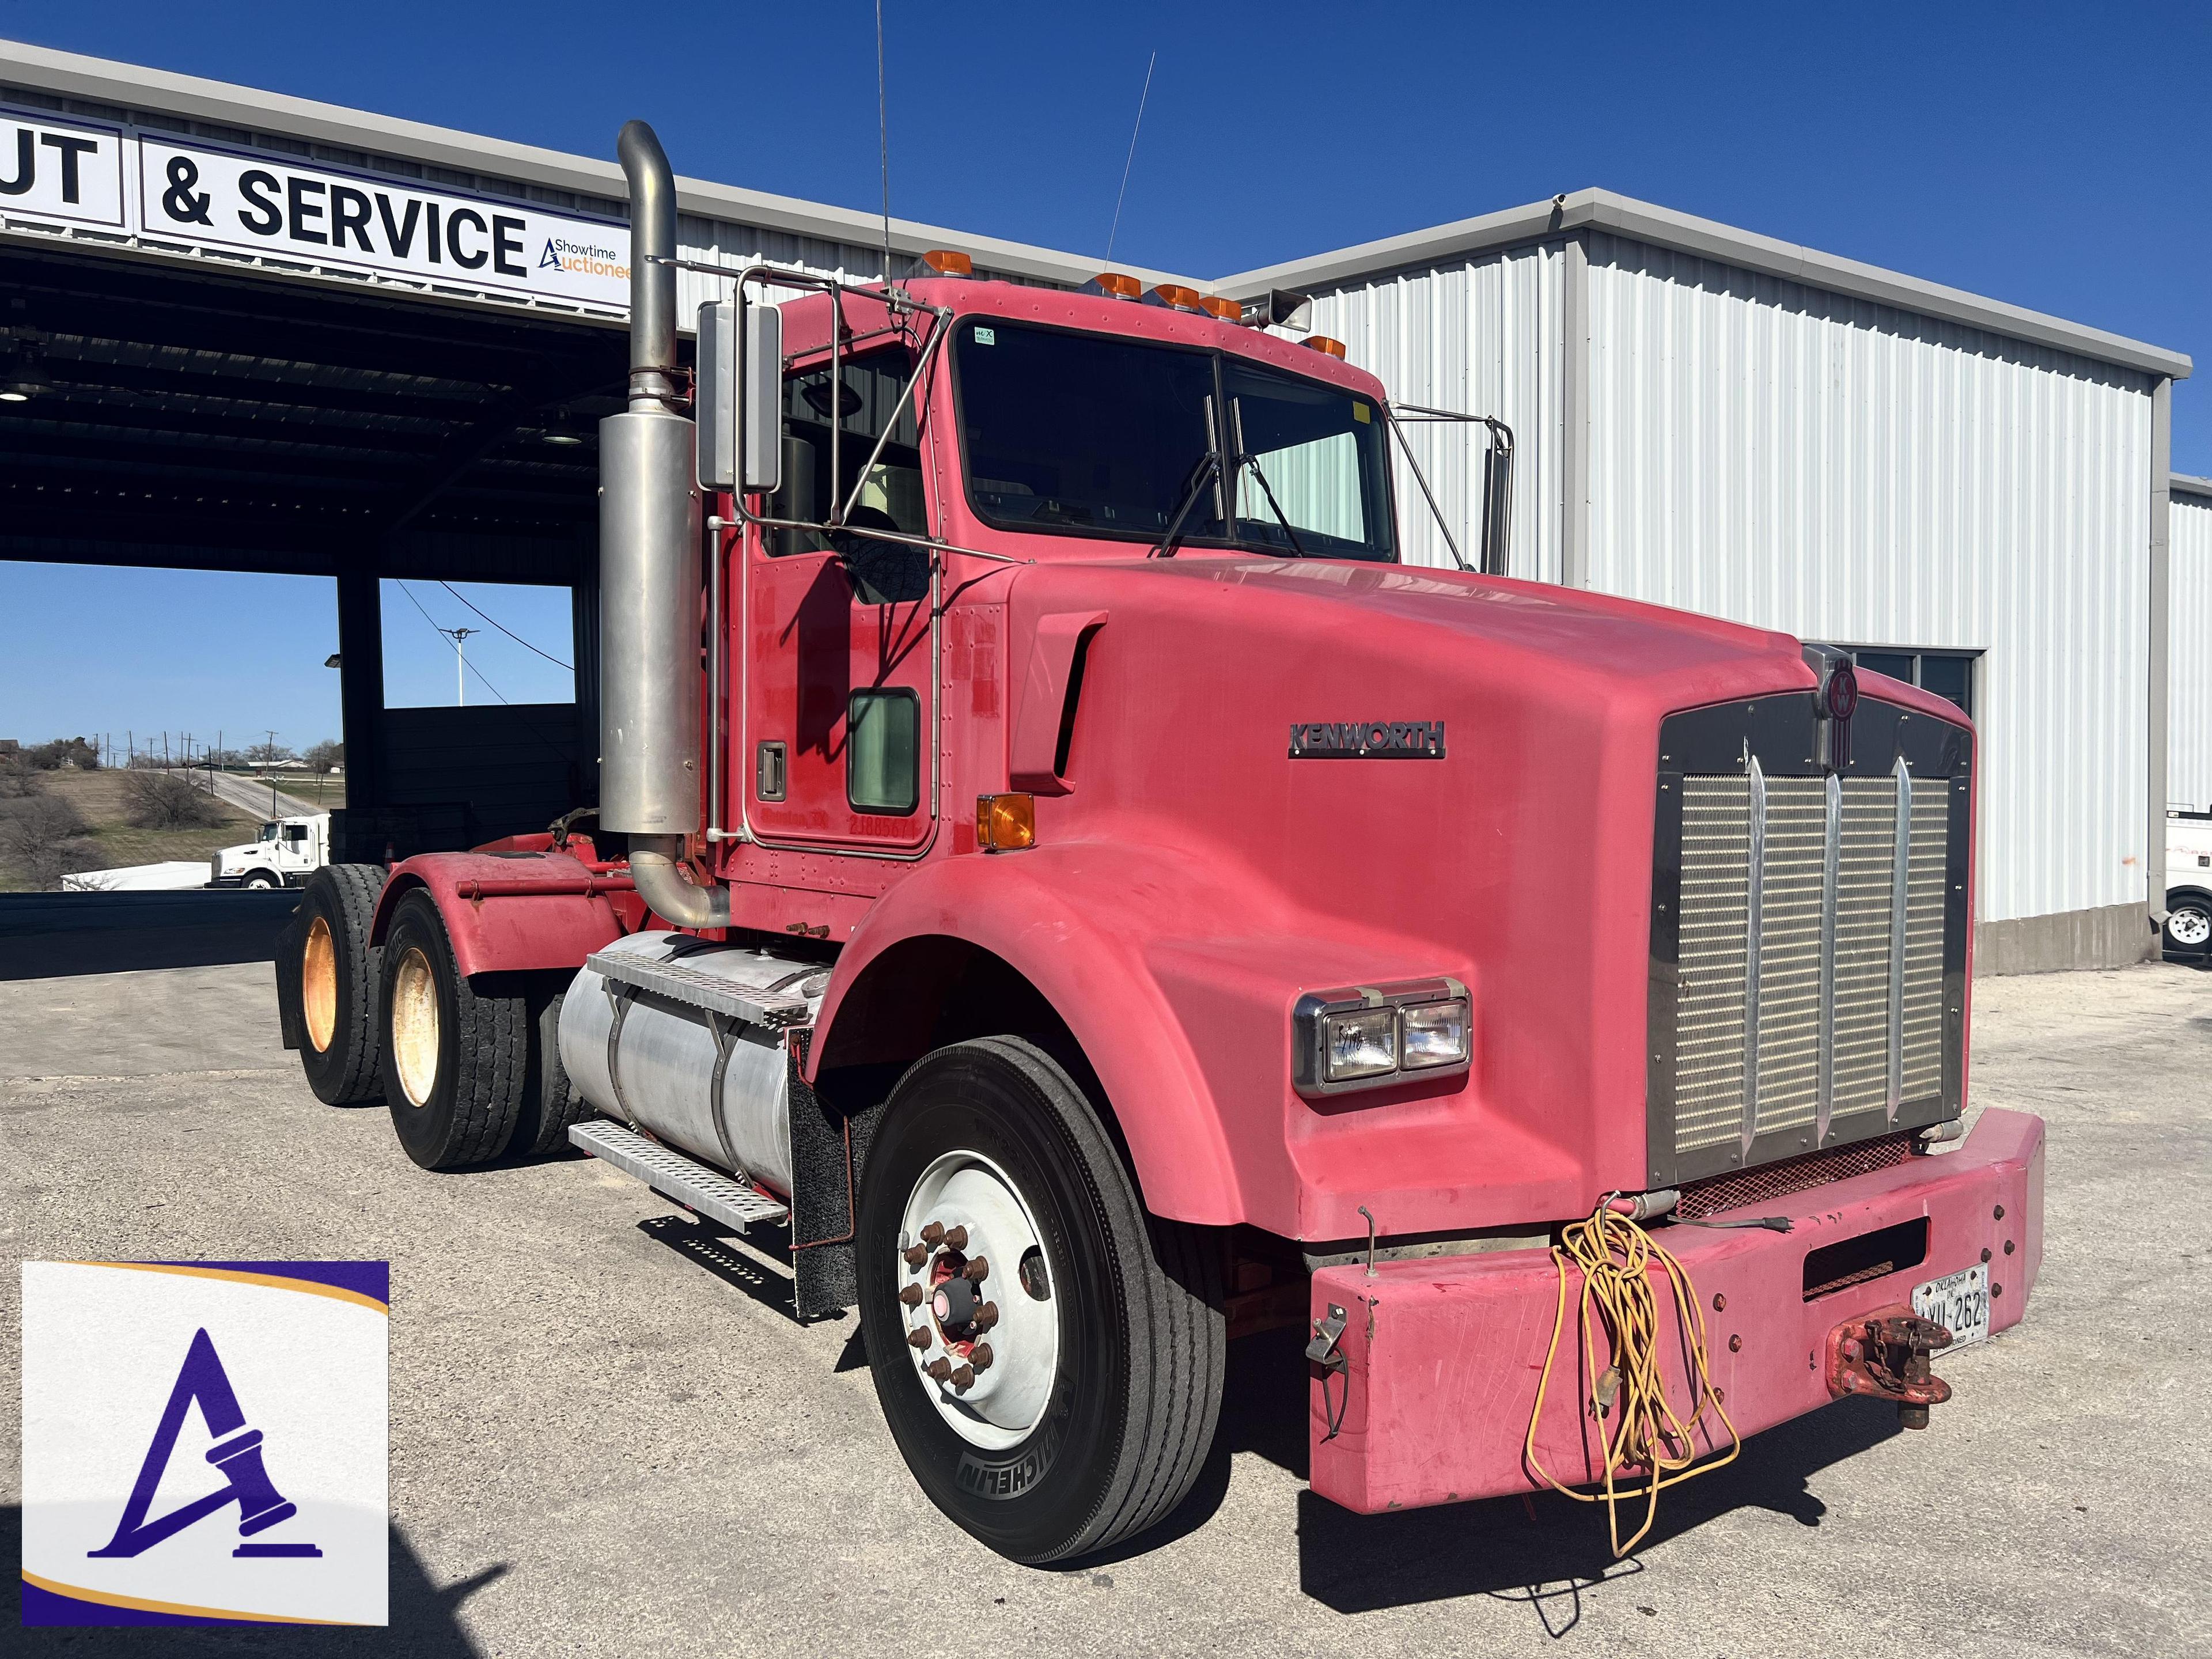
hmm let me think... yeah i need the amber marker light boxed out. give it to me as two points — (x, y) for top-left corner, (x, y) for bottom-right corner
(1085, 271), (1144, 300)
(976, 793), (1036, 851)
(1198, 295), (1241, 321)
(1146, 284), (1206, 313)
(1305, 336), (1347, 359)
(918, 248), (974, 276)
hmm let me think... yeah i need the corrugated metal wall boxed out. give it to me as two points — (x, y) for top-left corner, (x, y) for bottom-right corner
(1298, 243), (1565, 579)
(1582, 233), (2156, 927)
(2172, 488), (2212, 812)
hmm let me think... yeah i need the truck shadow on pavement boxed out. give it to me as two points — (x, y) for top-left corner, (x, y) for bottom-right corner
(5, 1506), (502, 1654)
(1188, 1326), (1897, 1631)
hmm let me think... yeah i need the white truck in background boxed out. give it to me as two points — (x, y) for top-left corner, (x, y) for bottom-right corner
(2165, 809), (2212, 957)
(208, 813), (330, 889)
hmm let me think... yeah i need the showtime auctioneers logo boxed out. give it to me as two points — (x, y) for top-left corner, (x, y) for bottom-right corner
(20, 1262), (389, 1627)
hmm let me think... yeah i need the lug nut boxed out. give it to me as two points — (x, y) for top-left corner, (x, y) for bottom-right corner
(906, 1327), (932, 1350)
(920, 1222), (945, 1248)
(903, 1244), (929, 1269)
(951, 1364), (976, 1393)
(943, 1225), (969, 1251)
(973, 1301), (999, 1332)
(964, 1256), (990, 1282)
(926, 1357), (953, 1382)
(969, 1342), (994, 1372)
(899, 1284), (925, 1308)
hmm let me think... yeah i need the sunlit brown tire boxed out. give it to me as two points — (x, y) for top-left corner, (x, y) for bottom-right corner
(294, 863), (387, 1105)
(377, 889), (528, 1170)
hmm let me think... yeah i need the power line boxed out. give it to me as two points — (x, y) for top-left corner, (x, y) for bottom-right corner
(397, 582), (512, 705)
(1107, 51), (1156, 263)
(436, 580), (573, 672)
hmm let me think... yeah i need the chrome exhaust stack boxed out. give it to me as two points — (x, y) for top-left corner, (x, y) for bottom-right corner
(600, 120), (727, 929)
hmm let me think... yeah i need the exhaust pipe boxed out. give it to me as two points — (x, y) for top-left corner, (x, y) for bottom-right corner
(601, 120), (728, 929)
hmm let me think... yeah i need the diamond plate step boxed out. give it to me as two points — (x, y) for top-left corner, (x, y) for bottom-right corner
(585, 948), (812, 1031)
(569, 1119), (789, 1231)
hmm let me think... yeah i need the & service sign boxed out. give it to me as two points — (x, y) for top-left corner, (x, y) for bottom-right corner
(3, 104), (629, 311)
(20, 1260), (390, 1627)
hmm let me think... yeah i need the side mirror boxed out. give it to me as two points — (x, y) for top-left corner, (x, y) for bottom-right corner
(696, 298), (783, 493)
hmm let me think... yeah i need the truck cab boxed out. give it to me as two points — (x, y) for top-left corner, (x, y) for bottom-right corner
(272, 120), (2044, 1569)
(210, 813), (327, 889)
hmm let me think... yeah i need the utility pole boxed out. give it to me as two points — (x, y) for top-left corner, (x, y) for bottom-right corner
(440, 626), (478, 707)
(266, 729), (280, 815)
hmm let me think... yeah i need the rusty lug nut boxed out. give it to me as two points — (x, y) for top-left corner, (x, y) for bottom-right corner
(1994, 1204), (2005, 1221)
(969, 1342), (995, 1372)
(972, 1301), (1000, 1332)
(926, 1357), (953, 1382)
(964, 1256), (990, 1282)
(1713, 1292), (1727, 1313)
(899, 1283), (925, 1308)
(1841, 1337), (1862, 1361)
(1728, 1334), (1743, 1353)
(906, 1327), (933, 1350)
(903, 1244), (929, 1269)
(920, 1222), (946, 1248)
(943, 1225), (969, 1251)
(951, 1363), (976, 1393)
(1980, 1247), (1992, 1263)
(2005, 1240), (2015, 1255)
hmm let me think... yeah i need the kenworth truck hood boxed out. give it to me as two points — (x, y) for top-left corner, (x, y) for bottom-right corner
(992, 555), (1969, 1238)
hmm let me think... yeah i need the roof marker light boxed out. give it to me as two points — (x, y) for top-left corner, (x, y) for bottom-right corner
(918, 248), (974, 276)
(1305, 336), (1347, 359)
(1084, 271), (1144, 300)
(1198, 295), (1241, 321)
(1145, 283), (1206, 313)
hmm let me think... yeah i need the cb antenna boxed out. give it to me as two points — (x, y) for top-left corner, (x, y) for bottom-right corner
(1107, 51), (1156, 263)
(876, 0), (894, 285)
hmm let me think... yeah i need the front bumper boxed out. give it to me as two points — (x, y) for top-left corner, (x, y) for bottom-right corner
(1308, 1108), (2044, 1514)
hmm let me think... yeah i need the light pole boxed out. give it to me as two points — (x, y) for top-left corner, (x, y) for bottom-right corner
(439, 627), (478, 707)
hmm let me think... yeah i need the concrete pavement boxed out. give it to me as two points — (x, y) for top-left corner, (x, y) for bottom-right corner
(3, 959), (2207, 1656)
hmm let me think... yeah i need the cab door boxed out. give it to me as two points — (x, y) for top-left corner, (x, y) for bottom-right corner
(740, 347), (935, 851)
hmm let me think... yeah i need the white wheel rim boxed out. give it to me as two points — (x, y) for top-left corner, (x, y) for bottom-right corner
(2173, 907), (2212, 948)
(302, 915), (337, 1054)
(389, 946), (440, 1107)
(897, 1150), (1059, 1450)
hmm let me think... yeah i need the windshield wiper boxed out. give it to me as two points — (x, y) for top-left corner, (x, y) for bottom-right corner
(1148, 450), (1221, 559)
(1236, 452), (1308, 558)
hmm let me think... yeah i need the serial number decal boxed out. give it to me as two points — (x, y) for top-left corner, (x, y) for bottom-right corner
(1289, 720), (1446, 760)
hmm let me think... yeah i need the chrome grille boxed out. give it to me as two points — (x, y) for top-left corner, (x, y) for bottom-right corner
(1668, 754), (1950, 1166)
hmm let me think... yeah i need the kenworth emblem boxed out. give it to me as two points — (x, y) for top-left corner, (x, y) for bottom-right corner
(1289, 721), (1446, 759)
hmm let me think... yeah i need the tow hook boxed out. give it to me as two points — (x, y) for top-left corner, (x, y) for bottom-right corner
(1825, 1307), (1954, 1429)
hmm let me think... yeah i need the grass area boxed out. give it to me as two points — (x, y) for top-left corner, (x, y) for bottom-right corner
(0, 770), (263, 892)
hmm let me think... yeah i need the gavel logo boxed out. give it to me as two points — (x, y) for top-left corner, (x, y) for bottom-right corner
(88, 1327), (322, 1559)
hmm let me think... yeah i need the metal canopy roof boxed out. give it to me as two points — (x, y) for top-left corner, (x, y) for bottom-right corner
(0, 238), (620, 579)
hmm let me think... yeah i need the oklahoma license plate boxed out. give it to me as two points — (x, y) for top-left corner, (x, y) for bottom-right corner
(1911, 1263), (1990, 1350)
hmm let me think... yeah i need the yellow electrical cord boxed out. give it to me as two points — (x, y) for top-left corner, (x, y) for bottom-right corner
(1524, 1198), (1741, 1558)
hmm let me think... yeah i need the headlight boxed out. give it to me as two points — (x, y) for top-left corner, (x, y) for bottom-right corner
(1321, 1006), (1397, 1081)
(1400, 998), (1471, 1070)
(1293, 976), (1472, 1098)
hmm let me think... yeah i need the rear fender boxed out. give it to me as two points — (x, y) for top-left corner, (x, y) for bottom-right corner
(368, 850), (631, 978)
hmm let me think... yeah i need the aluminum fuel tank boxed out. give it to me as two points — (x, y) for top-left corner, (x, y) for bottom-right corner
(558, 931), (828, 1195)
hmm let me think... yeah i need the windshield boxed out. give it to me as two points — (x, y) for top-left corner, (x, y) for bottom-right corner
(256, 823), (278, 843)
(953, 319), (1395, 560)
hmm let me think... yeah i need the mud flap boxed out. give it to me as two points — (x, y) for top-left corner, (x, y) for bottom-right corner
(272, 911), (305, 1052)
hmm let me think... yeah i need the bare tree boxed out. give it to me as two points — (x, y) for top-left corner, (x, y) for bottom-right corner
(304, 738), (344, 775)
(0, 791), (102, 889)
(122, 770), (226, 830)
(247, 740), (294, 767)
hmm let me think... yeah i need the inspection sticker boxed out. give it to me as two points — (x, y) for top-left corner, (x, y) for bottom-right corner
(20, 1261), (389, 1627)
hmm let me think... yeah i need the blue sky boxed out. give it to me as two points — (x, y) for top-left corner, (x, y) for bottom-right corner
(3, 1), (2207, 745)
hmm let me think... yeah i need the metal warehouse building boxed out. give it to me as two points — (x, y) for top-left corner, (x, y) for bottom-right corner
(2, 40), (2196, 973)
(2171, 474), (2212, 816)
(1217, 203), (2195, 974)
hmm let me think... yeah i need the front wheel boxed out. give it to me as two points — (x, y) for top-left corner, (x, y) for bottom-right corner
(857, 1037), (1224, 1564)
(2165, 891), (2212, 955)
(244, 870), (279, 891)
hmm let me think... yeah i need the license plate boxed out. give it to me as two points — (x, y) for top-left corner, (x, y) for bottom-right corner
(1911, 1263), (1990, 1350)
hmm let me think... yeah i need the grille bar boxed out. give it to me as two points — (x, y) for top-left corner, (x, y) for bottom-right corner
(1741, 757), (1766, 1154)
(1886, 756), (1911, 1120)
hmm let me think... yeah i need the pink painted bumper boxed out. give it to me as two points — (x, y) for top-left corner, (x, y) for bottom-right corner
(1308, 1108), (2045, 1514)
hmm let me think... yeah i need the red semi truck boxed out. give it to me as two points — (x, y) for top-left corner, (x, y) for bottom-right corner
(275, 122), (2044, 1564)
